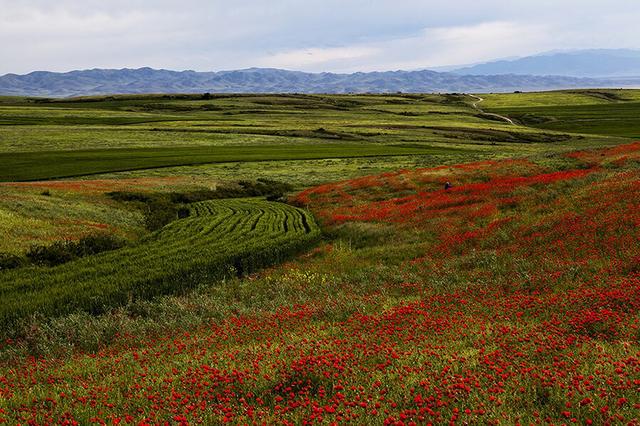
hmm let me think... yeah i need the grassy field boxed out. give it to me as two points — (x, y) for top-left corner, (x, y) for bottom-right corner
(0, 93), (618, 154)
(2, 91), (625, 252)
(0, 93), (513, 153)
(0, 183), (145, 254)
(0, 198), (319, 330)
(0, 93), (553, 182)
(2, 142), (640, 424)
(1, 91), (640, 424)
(483, 89), (640, 138)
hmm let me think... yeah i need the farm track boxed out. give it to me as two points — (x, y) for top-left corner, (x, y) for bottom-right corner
(0, 199), (320, 329)
(468, 94), (516, 125)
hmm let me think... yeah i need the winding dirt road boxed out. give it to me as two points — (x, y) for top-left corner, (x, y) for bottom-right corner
(468, 94), (516, 125)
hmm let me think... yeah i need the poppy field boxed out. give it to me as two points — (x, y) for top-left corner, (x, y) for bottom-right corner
(1, 140), (640, 424)
(1, 91), (640, 425)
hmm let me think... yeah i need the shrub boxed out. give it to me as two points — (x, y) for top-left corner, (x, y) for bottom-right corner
(27, 241), (77, 267)
(169, 190), (218, 204)
(74, 234), (127, 257)
(266, 192), (285, 202)
(108, 191), (177, 231)
(107, 191), (152, 203)
(0, 252), (26, 271)
(143, 198), (178, 231)
(26, 234), (127, 267)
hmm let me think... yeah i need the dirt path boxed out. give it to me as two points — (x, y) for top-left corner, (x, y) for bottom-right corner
(468, 94), (516, 125)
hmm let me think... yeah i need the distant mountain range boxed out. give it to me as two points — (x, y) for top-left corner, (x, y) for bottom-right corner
(451, 49), (640, 78)
(2, 49), (640, 97)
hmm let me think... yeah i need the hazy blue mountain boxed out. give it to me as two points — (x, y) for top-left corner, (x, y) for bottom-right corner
(0, 66), (636, 97)
(452, 49), (640, 78)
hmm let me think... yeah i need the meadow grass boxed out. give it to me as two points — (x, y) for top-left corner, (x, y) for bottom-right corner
(1, 91), (640, 424)
(0, 92), (596, 156)
(480, 89), (640, 107)
(489, 102), (640, 138)
(482, 89), (640, 138)
(2, 143), (640, 424)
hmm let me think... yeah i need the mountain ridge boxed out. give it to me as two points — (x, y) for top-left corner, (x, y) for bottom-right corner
(452, 49), (640, 78)
(1, 66), (638, 97)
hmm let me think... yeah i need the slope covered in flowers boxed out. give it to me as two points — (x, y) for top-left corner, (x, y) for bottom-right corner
(2, 143), (640, 424)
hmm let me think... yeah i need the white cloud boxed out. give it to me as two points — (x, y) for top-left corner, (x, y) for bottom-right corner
(256, 21), (551, 72)
(0, 0), (640, 74)
(261, 46), (380, 69)
(418, 21), (552, 67)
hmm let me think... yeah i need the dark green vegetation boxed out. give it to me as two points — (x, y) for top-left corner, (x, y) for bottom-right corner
(108, 190), (181, 231)
(25, 234), (127, 267)
(0, 253), (26, 271)
(165, 178), (293, 202)
(0, 144), (456, 182)
(0, 199), (320, 332)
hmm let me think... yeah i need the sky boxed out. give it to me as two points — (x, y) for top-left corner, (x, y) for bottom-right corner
(1, 0), (639, 75)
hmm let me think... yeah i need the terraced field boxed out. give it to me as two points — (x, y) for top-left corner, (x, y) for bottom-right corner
(0, 199), (320, 330)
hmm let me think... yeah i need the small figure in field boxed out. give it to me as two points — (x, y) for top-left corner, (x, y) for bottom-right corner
(444, 181), (452, 191)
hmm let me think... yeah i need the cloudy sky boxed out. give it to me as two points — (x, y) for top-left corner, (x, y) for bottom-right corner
(1, 0), (639, 75)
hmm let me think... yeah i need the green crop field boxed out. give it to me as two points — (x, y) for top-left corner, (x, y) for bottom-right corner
(0, 143), (468, 182)
(0, 198), (319, 330)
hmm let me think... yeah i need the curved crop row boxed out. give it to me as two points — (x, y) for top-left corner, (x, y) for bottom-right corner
(0, 199), (320, 331)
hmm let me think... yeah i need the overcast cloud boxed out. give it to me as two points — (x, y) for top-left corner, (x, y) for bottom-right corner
(1, 0), (639, 75)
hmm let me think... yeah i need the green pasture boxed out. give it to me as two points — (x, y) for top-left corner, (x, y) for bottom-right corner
(1, 91), (629, 184)
(0, 93), (582, 155)
(482, 89), (640, 138)
(0, 186), (144, 254)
